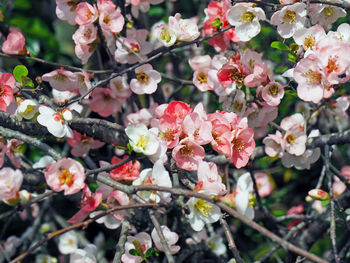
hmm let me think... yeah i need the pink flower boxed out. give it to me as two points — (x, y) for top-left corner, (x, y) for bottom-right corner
(6, 139), (23, 168)
(151, 226), (180, 254)
(0, 139), (6, 168)
(72, 24), (98, 45)
(163, 101), (192, 123)
(172, 138), (205, 171)
(56, 0), (78, 25)
(130, 64), (161, 94)
(195, 161), (226, 195)
(109, 156), (140, 182)
(75, 2), (98, 25)
(1, 29), (26, 55)
(66, 130), (105, 157)
(45, 158), (86, 195)
(109, 74), (131, 99)
(189, 55), (214, 92)
(182, 111), (213, 145)
(263, 131), (285, 157)
(168, 13), (200, 42)
(42, 69), (78, 92)
(122, 232), (152, 263)
(332, 176), (346, 197)
(90, 87), (124, 117)
(217, 62), (246, 88)
(244, 62), (269, 88)
(0, 73), (14, 112)
(157, 113), (182, 148)
(67, 185), (103, 224)
(260, 81), (285, 106)
(98, 3), (124, 34)
(254, 172), (273, 198)
(0, 168), (23, 201)
(74, 42), (95, 64)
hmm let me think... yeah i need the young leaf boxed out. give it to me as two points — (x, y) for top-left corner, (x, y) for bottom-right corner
(288, 53), (297, 63)
(129, 249), (141, 257)
(22, 76), (34, 88)
(271, 41), (290, 51)
(13, 65), (29, 83)
(144, 248), (155, 258)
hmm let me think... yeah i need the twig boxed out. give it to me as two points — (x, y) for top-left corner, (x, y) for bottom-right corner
(86, 156), (132, 176)
(324, 144), (340, 263)
(220, 218), (244, 263)
(149, 211), (175, 263)
(10, 202), (165, 263)
(113, 220), (131, 263)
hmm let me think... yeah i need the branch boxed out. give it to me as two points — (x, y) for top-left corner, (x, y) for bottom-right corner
(113, 220), (131, 263)
(220, 218), (244, 263)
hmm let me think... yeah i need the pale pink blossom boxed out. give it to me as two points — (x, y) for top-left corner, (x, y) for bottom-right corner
(130, 64), (161, 94)
(128, 0), (164, 18)
(66, 130), (105, 157)
(157, 113), (182, 148)
(151, 226), (180, 254)
(244, 62), (269, 88)
(172, 138), (205, 171)
(58, 232), (78, 254)
(72, 24), (98, 45)
(182, 111), (213, 145)
(0, 168), (23, 201)
(270, 3), (307, 38)
(114, 29), (152, 64)
(75, 70), (92, 96)
(153, 24), (177, 47)
(327, 23), (350, 45)
(254, 172), (273, 198)
(1, 29), (26, 55)
(189, 55), (214, 91)
(98, 3), (124, 34)
(260, 81), (285, 106)
(263, 131), (285, 157)
(310, 4), (346, 26)
(125, 107), (155, 126)
(0, 140), (6, 168)
(293, 25), (326, 52)
(55, 0), (78, 25)
(42, 69), (78, 92)
(226, 3), (266, 42)
(6, 139), (23, 169)
(195, 161), (226, 196)
(109, 74), (131, 99)
(44, 158), (86, 195)
(122, 232), (152, 263)
(168, 13), (200, 42)
(75, 42), (95, 64)
(75, 2), (98, 25)
(89, 88), (124, 117)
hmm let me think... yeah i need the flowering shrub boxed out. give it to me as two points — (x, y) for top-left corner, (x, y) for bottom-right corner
(0, 0), (350, 262)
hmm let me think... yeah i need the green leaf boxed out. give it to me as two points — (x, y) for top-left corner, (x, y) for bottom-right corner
(14, 0), (30, 10)
(129, 249), (140, 257)
(288, 53), (297, 63)
(211, 18), (222, 28)
(149, 7), (164, 17)
(13, 65), (28, 83)
(22, 76), (34, 88)
(271, 41), (290, 51)
(144, 248), (155, 258)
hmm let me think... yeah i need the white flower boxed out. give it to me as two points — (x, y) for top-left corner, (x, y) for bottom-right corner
(168, 13), (200, 42)
(270, 3), (307, 39)
(235, 173), (254, 219)
(69, 244), (97, 263)
(206, 235), (227, 256)
(130, 64), (161, 94)
(133, 160), (172, 203)
(151, 226), (180, 254)
(186, 196), (221, 231)
(16, 99), (39, 120)
(227, 3), (266, 42)
(125, 124), (160, 155)
(37, 106), (73, 138)
(293, 25), (326, 53)
(35, 254), (57, 263)
(327, 23), (350, 45)
(310, 3), (346, 26)
(58, 232), (78, 255)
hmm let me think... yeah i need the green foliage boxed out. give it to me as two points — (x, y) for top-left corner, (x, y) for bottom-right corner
(13, 65), (28, 82)
(271, 41), (290, 51)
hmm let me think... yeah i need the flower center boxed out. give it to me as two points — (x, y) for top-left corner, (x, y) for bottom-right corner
(136, 72), (149, 84)
(286, 134), (296, 145)
(234, 101), (243, 112)
(322, 6), (334, 18)
(194, 199), (213, 217)
(305, 69), (322, 84)
(58, 166), (74, 187)
(229, 68), (245, 84)
(327, 57), (338, 74)
(179, 143), (193, 157)
(197, 72), (207, 83)
(239, 11), (255, 23)
(304, 35), (316, 49)
(129, 42), (140, 53)
(232, 138), (245, 152)
(24, 105), (36, 115)
(103, 15), (111, 25)
(268, 84), (279, 96)
(136, 135), (149, 149)
(161, 28), (172, 43)
(54, 73), (67, 82)
(283, 10), (296, 24)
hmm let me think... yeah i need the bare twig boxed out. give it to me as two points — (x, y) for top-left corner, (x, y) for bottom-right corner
(220, 218), (244, 263)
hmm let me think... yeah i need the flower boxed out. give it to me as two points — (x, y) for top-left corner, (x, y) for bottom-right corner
(186, 196), (221, 231)
(0, 73), (15, 112)
(235, 172), (254, 219)
(70, 244), (97, 263)
(151, 226), (180, 254)
(44, 158), (86, 195)
(56, 0), (78, 25)
(122, 232), (153, 263)
(109, 156), (140, 182)
(130, 64), (161, 94)
(58, 231), (78, 254)
(172, 138), (205, 171)
(1, 29), (26, 55)
(0, 168), (23, 201)
(195, 161), (226, 196)
(37, 106), (74, 138)
(125, 124), (160, 156)
(15, 99), (39, 120)
(42, 69), (78, 92)
(270, 3), (307, 38)
(227, 3), (266, 42)
(75, 2), (98, 25)
(66, 130), (105, 157)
